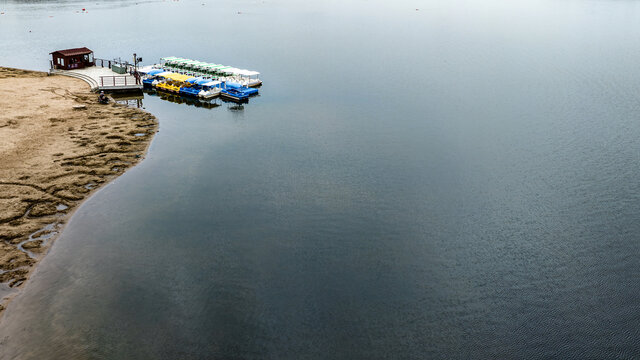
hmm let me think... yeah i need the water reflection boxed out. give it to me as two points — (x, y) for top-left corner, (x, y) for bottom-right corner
(145, 89), (224, 109)
(3, 0), (640, 358)
(144, 88), (261, 111)
(111, 89), (257, 111)
(227, 103), (244, 111)
(111, 92), (144, 108)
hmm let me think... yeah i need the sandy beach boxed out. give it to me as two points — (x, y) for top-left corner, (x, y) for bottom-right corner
(0, 67), (157, 314)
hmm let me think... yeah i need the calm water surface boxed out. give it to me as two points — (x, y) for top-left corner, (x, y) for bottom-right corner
(1, 0), (640, 358)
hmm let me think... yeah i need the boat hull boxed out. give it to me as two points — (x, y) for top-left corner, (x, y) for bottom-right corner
(199, 91), (221, 99)
(220, 91), (249, 102)
(224, 83), (259, 96)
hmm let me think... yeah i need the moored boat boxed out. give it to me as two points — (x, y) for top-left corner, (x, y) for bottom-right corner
(198, 80), (222, 99)
(224, 81), (259, 96)
(159, 56), (262, 86)
(150, 72), (221, 99)
(155, 73), (191, 94)
(142, 69), (170, 87)
(220, 87), (250, 102)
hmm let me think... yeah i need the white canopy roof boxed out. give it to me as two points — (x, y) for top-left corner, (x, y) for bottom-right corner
(226, 68), (260, 76)
(240, 70), (260, 76)
(202, 80), (221, 87)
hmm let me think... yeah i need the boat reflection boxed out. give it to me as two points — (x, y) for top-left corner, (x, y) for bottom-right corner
(227, 104), (244, 111)
(143, 89), (221, 109)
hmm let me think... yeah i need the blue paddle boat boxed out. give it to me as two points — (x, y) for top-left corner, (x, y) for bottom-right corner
(224, 81), (259, 96)
(142, 69), (170, 88)
(220, 87), (250, 102)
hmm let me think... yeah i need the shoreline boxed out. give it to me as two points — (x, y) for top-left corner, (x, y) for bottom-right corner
(0, 66), (158, 316)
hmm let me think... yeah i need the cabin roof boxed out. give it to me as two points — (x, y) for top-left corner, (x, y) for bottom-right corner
(50, 47), (93, 56)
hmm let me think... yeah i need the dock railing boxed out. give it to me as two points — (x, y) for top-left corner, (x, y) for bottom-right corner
(95, 58), (113, 69)
(100, 75), (134, 87)
(95, 58), (136, 73)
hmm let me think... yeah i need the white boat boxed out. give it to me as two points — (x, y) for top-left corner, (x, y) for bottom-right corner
(198, 80), (222, 99)
(218, 68), (262, 87)
(237, 70), (262, 87)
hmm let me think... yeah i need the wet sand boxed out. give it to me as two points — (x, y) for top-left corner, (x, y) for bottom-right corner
(0, 67), (157, 314)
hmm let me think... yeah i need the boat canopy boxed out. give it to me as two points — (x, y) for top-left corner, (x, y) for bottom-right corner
(217, 67), (233, 74)
(241, 70), (260, 76)
(224, 68), (242, 75)
(147, 69), (165, 76)
(159, 56), (261, 78)
(162, 73), (194, 82)
(237, 69), (258, 76)
(156, 71), (173, 77)
(186, 77), (206, 84)
(202, 80), (221, 87)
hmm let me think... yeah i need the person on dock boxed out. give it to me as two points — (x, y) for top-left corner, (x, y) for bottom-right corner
(98, 91), (109, 104)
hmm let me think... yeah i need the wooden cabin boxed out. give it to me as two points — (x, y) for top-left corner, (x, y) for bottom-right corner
(50, 47), (95, 70)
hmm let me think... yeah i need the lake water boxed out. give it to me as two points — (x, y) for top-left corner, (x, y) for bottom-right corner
(2, 0), (640, 358)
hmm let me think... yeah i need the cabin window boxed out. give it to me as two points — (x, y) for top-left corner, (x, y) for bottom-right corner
(84, 54), (88, 61)
(88, 53), (94, 62)
(60, 58), (64, 66)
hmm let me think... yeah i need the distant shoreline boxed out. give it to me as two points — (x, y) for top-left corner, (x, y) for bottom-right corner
(0, 66), (158, 317)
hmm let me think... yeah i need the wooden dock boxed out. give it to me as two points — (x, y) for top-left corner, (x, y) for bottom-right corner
(50, 65), (142, 92)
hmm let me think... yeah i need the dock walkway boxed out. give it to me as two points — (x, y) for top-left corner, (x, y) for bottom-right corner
(51, 66), (142, 92)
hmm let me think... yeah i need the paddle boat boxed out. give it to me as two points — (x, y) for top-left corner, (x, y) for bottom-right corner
(178, 77), (219, 98)
(198, 80), (222, 99)
(238, 70), (262, 87)
(142, 69), (170, 88)
(155, 80), (181, 94)
(224, 81), (259, 96)
(176, 77), (220, 98)
(155, 57), (263, 99)
(179, 84), (200, 97)
(221, 68), (262, 87)
(220, 87), (250, 102)
(159, 57), (262, 82)
(155, 73), (192, 94)
(150, 73), (219, 99)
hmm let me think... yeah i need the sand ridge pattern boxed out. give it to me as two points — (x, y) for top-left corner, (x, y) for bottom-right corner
(0, 67), (157, 314)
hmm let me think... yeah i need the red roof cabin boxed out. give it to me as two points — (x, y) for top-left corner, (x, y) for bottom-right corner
(50, 47), (95, 70)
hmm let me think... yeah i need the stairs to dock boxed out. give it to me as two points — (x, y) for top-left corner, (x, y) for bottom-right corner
(51, 69), (99, 91)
